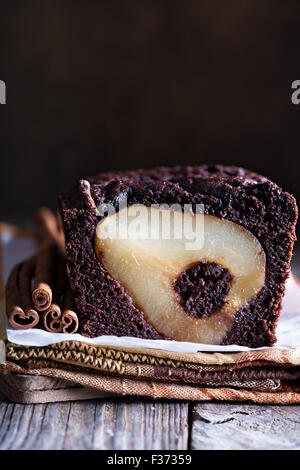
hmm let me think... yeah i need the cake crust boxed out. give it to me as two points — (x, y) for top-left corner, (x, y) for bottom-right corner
(59, 165), (298, 347)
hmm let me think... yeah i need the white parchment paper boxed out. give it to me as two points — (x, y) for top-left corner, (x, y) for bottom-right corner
(2, 230), (300, 353)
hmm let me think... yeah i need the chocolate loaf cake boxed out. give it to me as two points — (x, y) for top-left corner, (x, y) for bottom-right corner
(59, 165), (298, 347)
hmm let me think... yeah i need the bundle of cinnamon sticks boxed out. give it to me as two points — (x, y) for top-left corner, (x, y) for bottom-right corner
(5, 208), (79, 334)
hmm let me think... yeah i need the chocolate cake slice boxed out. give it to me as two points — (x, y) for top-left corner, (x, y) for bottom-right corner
(59, 165), (297, 347)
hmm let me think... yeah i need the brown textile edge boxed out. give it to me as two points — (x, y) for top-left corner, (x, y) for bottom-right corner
(13, 356), (300, 390)
(6, 340), (300, 370)
(1, 361), (300, 404)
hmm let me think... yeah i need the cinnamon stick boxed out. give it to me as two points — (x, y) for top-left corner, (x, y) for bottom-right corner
(43, 285), (78, 334)
(62, 285), (79, 334)
(6, 258), (39, 330)
(6, 262), (23, 327)
(43, 255), (67, 333)
(33, 206), (67, 311)
(32, 242), (58, 311)
(35, 207), (65, 254)
(19, 256), (36, 310)
(43, 308), (62, 333)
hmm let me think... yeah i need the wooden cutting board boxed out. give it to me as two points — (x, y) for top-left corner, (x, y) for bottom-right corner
(0, 372), (115, 403)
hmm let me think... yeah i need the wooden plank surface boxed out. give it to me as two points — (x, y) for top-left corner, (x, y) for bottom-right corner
(1, 391), (300, 450)
(0, 395), (189, 450)
(191, 402), (300, 450)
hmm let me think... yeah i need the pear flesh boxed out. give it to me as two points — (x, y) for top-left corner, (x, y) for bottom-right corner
(95, 206), (266, 344)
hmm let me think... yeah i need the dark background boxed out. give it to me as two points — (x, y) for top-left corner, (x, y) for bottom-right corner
(1, 1), (300, 223)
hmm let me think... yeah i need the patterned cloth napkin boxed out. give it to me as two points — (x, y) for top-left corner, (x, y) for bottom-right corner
(1, 223), (300, 404)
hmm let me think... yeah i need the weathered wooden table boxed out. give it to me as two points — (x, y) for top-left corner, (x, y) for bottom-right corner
(0, 390), (300, 450)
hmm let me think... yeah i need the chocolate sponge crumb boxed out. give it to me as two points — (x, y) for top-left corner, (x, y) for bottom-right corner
(174, 261), (233, 319)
